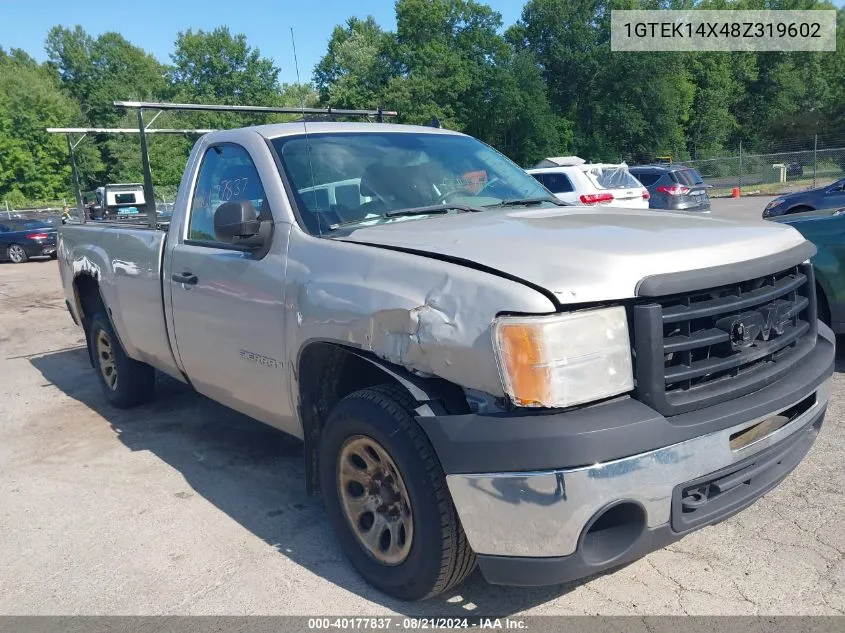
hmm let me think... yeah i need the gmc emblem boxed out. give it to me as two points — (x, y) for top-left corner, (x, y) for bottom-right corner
(716, 300), (794, 351)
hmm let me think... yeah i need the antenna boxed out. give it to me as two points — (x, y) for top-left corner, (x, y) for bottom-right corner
(290, 27), (322, 236)
(290, 27), (304, 110)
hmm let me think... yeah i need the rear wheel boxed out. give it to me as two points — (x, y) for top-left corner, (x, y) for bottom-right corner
(89, 312), (155, 408)
(319, 384), (475, 600)
(7, 244), (27, 264)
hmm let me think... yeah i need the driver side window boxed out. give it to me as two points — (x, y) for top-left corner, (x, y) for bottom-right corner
(189, 144), (267, 244)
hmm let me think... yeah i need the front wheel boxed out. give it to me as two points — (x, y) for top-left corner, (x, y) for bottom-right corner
(319, 384), (475, 600)
(7, 244), (28, 264)
(88, 312), (155, 408)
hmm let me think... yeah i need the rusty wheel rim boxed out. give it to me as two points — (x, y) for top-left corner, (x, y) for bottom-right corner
(337, 435), (413, 566)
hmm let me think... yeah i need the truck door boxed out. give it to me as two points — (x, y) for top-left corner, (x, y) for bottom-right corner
(167, 142), (292, 432)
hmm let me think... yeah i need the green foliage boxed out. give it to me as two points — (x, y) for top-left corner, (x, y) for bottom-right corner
(1, 1), (843, 205)
(821, 8), (845, 137)
(313, 17), (397, 108)
(170, 27), (279, 105)
(47, 26), (168, 124)
(0, 48), (95, 203)
(313, 0), (568, 165)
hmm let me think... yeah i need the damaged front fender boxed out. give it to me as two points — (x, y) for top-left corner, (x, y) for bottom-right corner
(286, 232), (556, 399)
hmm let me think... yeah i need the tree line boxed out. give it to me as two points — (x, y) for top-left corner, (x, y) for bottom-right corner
(0, 0), (843, 206)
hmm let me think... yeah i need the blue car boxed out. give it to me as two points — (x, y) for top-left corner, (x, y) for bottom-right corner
(0, 219), (58, 263)
(763, 177), (845, 218)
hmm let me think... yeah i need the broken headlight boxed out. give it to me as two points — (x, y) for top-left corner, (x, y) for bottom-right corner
(493, 307), (633, 408)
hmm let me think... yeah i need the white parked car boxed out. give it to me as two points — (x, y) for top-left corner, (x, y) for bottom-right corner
(527, 156), (650, 209)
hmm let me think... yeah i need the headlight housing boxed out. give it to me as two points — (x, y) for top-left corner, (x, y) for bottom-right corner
(493, 306), (633, 408)
(766, 198), (785, 210)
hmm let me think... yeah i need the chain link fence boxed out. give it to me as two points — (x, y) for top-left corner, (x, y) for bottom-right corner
(683, 135), (845, 196)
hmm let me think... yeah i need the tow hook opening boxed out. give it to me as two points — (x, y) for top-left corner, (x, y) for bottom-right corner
(580, 501), (646, 565)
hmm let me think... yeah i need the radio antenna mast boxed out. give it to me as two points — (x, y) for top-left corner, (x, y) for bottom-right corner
(290, 27), (322, 236)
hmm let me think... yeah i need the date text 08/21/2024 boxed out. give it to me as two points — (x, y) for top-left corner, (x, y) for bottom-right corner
(306, 618), (527, 630)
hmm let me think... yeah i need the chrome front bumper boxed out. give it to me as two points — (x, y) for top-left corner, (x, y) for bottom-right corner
(446, 379), (830, 559)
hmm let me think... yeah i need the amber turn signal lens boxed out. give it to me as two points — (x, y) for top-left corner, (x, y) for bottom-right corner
(493, 307), (633, 409)
(495, 323), (550, 406)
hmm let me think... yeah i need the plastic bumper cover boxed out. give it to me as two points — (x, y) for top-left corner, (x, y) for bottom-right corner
(416, 328), (834, 586)
(472, 400), (825, 586)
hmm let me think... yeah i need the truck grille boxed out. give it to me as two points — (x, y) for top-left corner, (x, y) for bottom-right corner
(633, 263), (817, 416)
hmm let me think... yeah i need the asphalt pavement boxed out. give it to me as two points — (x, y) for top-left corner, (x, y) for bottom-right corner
(708, 195), (774, 221)
(0, 205), (843, 615)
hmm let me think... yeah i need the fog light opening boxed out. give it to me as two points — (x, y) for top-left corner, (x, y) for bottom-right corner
(580, 501), (645, 566)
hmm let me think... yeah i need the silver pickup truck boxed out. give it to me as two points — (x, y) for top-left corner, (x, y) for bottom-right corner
(58, 122), (835, 601)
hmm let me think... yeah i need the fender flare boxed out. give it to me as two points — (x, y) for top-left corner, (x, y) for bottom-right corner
(344, 348), (469, 415)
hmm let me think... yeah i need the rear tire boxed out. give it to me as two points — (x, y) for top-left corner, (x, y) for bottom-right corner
(7, 244), (27, 264)
(88, 312), (155, 408)
(319, 384), (475, 600)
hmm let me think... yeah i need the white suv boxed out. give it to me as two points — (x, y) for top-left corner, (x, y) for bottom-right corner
(527, 156), (650, 209)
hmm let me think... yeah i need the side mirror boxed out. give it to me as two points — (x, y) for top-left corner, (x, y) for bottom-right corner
(214, 200), (262, 246)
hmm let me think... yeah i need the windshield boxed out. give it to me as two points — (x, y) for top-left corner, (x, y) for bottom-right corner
(582, 165), (643, 190)
(271, 132), (553, 235)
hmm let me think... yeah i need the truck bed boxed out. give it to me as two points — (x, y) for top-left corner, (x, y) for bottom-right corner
(58, 223), (183, 380)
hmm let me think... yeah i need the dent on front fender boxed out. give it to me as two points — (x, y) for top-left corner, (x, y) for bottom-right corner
(286, 231), (556, 397)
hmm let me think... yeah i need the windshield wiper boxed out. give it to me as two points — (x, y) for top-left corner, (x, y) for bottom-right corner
(491, 197), (567, 207)
(384, 203), (486, 217)
(325, 203), (483, 233)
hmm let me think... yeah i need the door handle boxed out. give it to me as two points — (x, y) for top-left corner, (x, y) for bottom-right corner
(172, 272), (198, 285)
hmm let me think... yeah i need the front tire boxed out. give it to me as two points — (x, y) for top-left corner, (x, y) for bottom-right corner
(7, 244), (27, 263)
(88, 312), (155, 408)
(319, 384), (475, 600)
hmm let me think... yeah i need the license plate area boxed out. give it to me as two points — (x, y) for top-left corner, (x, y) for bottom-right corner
(729, 393), (816, 451)
(671, 399), (821, 533)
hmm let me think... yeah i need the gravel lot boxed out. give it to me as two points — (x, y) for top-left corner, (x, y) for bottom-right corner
(1, 199), (844, 616)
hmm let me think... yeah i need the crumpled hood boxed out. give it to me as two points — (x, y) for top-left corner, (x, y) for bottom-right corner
(336, 206), (809, 304)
